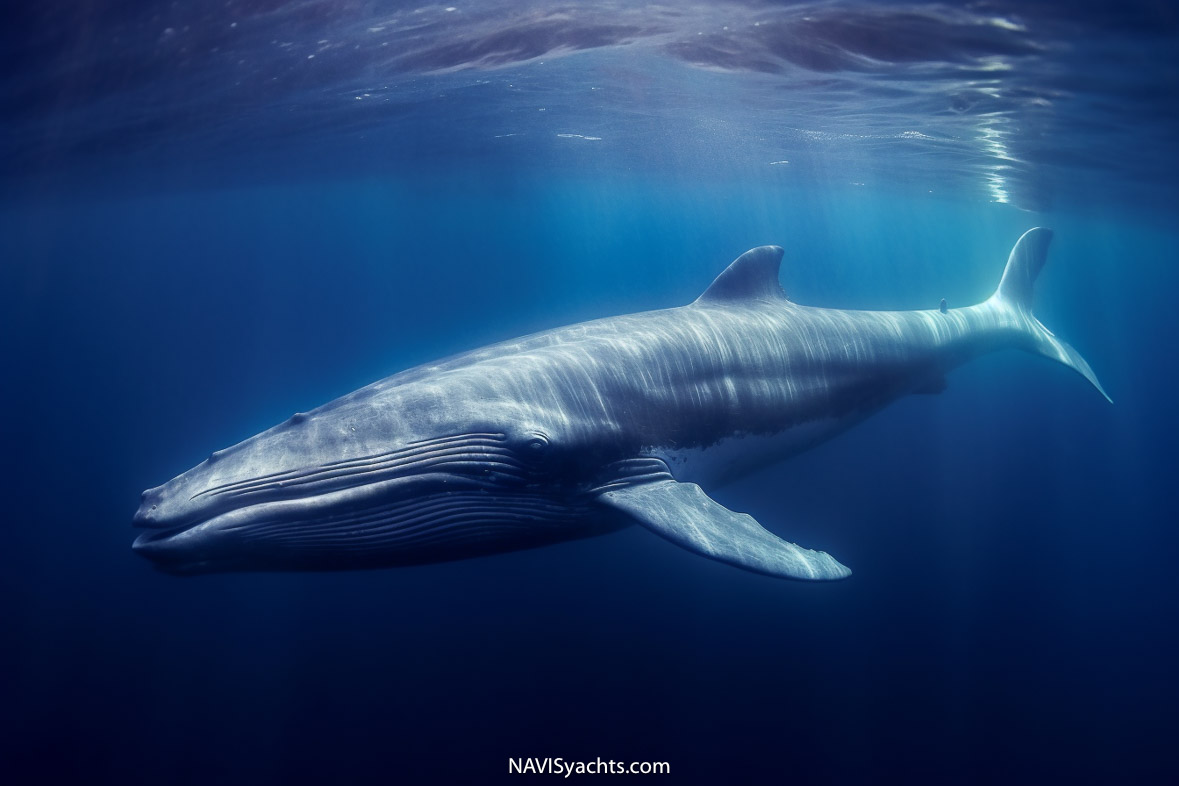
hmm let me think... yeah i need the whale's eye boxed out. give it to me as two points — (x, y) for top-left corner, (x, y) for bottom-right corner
(522, 433), (550, 458)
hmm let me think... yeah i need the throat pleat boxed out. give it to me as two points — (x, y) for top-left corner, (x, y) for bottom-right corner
(235, 491), (590, 557)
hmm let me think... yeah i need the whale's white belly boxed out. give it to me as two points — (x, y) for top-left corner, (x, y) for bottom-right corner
(653, 414), (857, 488)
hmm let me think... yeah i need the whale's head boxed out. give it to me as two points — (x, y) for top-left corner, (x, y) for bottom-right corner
(132, 387), (620, 575)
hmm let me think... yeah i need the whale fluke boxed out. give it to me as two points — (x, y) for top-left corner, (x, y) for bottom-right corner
(988, 227), (1111, 403)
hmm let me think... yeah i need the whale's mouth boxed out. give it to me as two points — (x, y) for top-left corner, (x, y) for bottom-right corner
(133, 471), (597, 575)
(132, 431), (550, 570)
(133, 524), (192, 549)
(135, 432), (533, 531)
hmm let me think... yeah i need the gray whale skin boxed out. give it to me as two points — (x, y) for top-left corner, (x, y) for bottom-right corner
(133, 229), (1108, 579)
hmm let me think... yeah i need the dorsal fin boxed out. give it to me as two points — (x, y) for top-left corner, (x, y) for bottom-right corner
(694, 245), (787, 304)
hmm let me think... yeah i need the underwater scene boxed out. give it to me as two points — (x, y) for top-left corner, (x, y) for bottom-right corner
(2, 2), (1177, 784)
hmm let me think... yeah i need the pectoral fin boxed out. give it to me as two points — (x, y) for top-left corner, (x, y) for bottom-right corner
(598, 480), (851, 581)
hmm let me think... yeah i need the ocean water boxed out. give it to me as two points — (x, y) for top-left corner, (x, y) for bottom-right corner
(2, 2), (1177, 784)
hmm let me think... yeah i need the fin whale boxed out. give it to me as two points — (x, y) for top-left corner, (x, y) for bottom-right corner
(133, 228), (1107, 579)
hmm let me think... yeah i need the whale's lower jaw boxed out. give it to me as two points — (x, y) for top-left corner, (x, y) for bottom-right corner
(133, 488), (606, 575)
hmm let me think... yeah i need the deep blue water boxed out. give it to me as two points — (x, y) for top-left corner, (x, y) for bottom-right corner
(3, 2), (1178, 784)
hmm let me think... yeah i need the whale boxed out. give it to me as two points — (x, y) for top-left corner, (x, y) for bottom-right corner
(133, 228), (1108, 579)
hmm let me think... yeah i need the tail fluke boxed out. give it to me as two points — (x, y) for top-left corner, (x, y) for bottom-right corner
(989, 228), (1112, 403)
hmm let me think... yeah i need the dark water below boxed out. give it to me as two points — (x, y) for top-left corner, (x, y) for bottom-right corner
(2, 2), (1178, 784)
